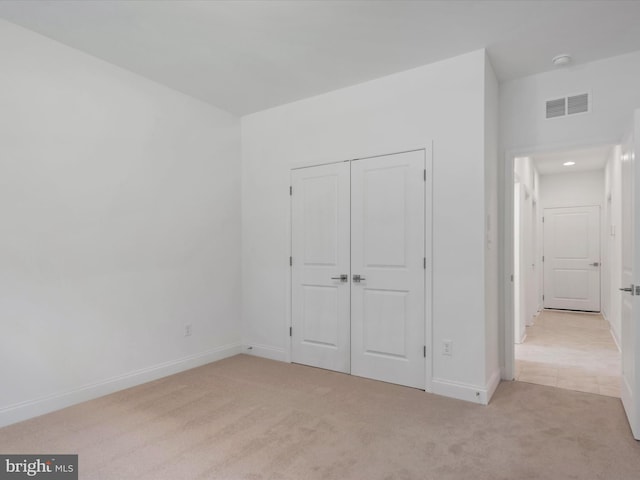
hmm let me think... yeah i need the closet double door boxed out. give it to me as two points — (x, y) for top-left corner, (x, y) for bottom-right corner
(291, 150), (426, 389)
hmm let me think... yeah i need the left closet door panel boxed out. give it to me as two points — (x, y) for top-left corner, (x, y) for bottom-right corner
(291, 162), (351, 373)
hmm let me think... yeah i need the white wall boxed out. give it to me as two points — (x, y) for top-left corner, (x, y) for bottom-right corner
(539, 170), (604, 209)
(501, 50), (640, 152)
(484, 56), (500, 388)
(513, 183), (522, 341)
(604, 146), (623, 345)
(242, 49), (500, 403)
(513, 157), (540, 343)
(515, 155), (541, 317)
(0, 20), (242, 427)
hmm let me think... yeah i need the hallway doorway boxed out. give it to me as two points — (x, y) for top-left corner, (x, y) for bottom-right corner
(511, 144), (622, 398)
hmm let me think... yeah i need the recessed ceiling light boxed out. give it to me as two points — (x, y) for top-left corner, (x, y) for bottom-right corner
(563, 161), (575, 166)
(552, 54), (572, 66)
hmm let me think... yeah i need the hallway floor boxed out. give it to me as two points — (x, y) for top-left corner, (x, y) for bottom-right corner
(515, 309), (621, 397)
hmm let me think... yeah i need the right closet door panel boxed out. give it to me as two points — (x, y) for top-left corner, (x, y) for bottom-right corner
(350, 151), (426, 389)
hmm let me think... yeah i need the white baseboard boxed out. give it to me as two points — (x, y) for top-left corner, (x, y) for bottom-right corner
(243, 343), (288, 362)
(529, 309), (541, 326)
(0, 342), (242, 428)
(485, 369), (501, 403)
(500, 365), (515, 381)
(610, 328), (622, 352)
(620, 376), (639, 440)
(515, 331), (527, 344)
(601, 310), (621, 352)
(432, 372), (500, 405)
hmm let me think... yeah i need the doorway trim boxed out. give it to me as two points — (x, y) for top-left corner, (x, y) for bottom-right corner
(501, 141), (615, 381)
(287, 145), (434, 392)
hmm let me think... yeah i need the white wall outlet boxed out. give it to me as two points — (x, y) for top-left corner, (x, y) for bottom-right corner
(442, 340), (453, 356)
(184, 324), (192, 337)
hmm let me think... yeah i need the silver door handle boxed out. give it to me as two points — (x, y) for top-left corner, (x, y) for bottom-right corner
(619, 284), (636, 295)
(590, 262), (600, 267)
(353, 274), (366, 283)
(331, 274), (348, 282)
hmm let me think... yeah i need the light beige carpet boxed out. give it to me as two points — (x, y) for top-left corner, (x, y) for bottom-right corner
(1, 354), (639, 479)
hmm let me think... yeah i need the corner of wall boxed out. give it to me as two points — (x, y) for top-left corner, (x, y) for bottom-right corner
(484, 50), (501, 389)
(243, 343), (288, 362)
(432, 369), (501, 405)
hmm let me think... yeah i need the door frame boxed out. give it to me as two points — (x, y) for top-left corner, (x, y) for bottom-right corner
(287, 146), (434, 392)
(501, 141), (614, 380)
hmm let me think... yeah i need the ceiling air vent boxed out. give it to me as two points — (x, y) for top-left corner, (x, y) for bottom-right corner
(546, 98), (566, 118)
(546, 93), (590, 119)
(567, 93), (589, 115)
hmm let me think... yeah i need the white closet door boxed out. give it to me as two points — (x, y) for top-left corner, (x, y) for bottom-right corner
(291, 162), (350, 373)
(350, 151), (426, 389)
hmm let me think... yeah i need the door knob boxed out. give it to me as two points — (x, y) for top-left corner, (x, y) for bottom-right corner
(331, 274), (348, 282)
(589, 262), (600, 267)
(353, 274), (366, 283)
(619, 286), (634, 294)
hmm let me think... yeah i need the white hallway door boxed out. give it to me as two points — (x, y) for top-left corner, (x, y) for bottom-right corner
(543, 206), (601, 311)
(291, 150), (427, 389)
(620, 110), (640, 440)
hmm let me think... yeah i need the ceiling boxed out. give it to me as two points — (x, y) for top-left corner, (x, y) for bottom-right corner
(1, 1), (640, 115)
(532, 145), (613, 175)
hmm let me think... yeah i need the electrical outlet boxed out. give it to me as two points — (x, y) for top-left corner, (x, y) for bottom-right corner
(442, 340), (453, 356)
(184, 324), (192, 337)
